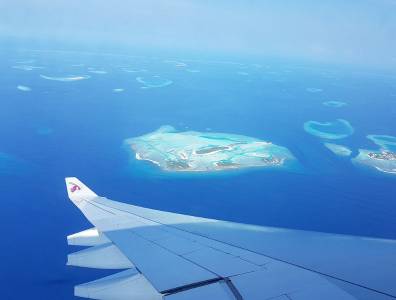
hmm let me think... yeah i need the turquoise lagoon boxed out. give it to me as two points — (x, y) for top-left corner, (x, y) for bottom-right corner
(367, 135), (396, 152)
(304, 119), (354, 139)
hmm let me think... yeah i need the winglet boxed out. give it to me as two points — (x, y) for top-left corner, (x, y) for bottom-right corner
(65, 177), (98, 204)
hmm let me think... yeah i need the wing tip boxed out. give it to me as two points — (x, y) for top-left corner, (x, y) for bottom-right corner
(65, 177), (98, 203)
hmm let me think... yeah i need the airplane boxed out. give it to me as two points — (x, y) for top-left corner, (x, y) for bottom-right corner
(65, 177), (396, 300)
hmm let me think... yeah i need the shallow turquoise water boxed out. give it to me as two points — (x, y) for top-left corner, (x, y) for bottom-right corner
(304, 119), (354, 139)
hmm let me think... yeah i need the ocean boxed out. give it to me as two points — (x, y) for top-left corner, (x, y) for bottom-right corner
(1, 49), (395, 299)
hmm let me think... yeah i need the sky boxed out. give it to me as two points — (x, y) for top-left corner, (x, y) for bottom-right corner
(1, 0), (396, 68)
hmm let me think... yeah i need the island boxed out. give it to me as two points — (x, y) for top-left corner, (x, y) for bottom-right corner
(124, 126), (296, 172)
(367, 151), (396, 161)
(353, 149), (396, 174)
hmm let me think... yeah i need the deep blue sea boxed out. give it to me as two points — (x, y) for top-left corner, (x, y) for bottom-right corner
(1, 49), (395, 299)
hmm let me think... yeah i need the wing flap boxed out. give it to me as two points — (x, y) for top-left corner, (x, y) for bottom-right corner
(67, 243), (134, 269)
(67, 228), (110, 246)
(74, 269), (162, 300)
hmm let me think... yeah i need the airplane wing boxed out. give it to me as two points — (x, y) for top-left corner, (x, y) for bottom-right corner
(65, 177), (396, 300)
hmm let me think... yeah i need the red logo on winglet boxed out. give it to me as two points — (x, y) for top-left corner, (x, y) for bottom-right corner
(69, 182), (81, 193)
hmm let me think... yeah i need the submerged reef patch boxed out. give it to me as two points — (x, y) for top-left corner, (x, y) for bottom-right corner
(124, 126), (295, 172)
(186, 69), (200, 73)
(17, 85), (31, 92)
(136, 76), (173, 89)
(163, 60), (187, 67)
(36, 127), (54, 135)
(304, 119), (354, 139)
(40, 74), (90, 82)
(122, 68), (147, 73)
(367, 135), (396, 152)
(324, 143), (352, 156)
(12, 65), (44, 71)
(323, 101), (347, 108)
(15, 59), (35, 64)
(306, 88), (323, 93)
(88, 70), (107, 74)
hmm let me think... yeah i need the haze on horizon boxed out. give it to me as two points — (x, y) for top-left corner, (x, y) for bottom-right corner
(1, 0), (396, 68)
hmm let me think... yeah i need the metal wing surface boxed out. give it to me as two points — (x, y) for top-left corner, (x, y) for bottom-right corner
(65, 177), (396, 300)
